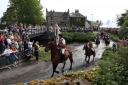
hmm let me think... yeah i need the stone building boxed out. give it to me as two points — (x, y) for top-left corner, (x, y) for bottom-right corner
(70, 10), (86, 27)
(46, 9), (86, 28)
(46, 9), (70, 26)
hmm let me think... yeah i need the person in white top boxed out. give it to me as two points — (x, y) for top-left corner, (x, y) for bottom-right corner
(0, 45), (17, 64)
(6, 37), (12, 45)
(58, 34), (66, 62)
(27, 40), (33, 51)
(1, 46), (12, 56)
(53, 24), (61, 45)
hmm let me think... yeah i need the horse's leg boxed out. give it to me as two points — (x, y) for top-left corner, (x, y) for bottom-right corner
(69, 61), (72, 70)
(85, 55), (87, 61)
(51, 64), (55, 77)
(69, 53), (73, 70)
(51, 64), (59, 77)
(62, 61), (66, 73)
(54, 64), (59, 74)
(92, 55), (95, 61)
(92, 51), (96, 61)
(87, 56), (90, 64)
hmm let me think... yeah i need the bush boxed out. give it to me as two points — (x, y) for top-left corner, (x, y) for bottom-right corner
(39, 47), (51, 62)
(62, 32), (96, 43)
(93, 47), (128, 85)
(110, 33), (120, 42)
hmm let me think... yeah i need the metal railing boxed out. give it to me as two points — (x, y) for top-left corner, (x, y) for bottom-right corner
(23, 26), (47, 37)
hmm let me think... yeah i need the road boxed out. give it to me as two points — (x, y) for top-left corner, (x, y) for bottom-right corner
(0, 40), (114, 85)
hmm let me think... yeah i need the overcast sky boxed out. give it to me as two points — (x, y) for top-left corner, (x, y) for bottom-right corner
(0, 0), (128, 27)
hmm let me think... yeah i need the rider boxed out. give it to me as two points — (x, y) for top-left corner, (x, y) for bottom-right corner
(87, 41), (94, 51)
(58, 34), (66, 62)
(105, 32), (110, 39)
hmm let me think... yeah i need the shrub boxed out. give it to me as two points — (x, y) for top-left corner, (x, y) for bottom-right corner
(62, 32), (96, 43)
(110, 33), (120, 42)
(93, 47), (128, 85)
(39, 47), (51, 62)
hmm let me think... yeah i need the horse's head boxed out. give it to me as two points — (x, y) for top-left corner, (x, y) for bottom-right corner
(45, 41), (56, 52)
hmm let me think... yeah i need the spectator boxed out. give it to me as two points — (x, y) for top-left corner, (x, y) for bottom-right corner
(33, 41), (40, 63)
(28, 39), (33, 51)
(1, 45), (16, 65)
(0, 33), (5, 54)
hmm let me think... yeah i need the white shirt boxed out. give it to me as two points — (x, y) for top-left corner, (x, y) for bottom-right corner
(28, 41), (33, 48)
(60, 38), (66, 45)
(7, 38), (12, 45)
(2, 48), (12, 56)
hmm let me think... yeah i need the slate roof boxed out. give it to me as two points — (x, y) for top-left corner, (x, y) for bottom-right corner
(47, 12), (69, 17)
(70, 12), (85, 18)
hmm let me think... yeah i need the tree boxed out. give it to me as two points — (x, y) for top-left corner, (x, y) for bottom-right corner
(1, 6), (17, 25)
(117, 10), (128, 27)
(117, 10), (128, 39)
(2, 0), (45, 25)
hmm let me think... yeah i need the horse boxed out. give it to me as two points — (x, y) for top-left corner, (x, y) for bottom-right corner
(95, 37), (100, 47)
(45, 41), (73, 77)
(104, 37), (110, 46)
(83, 43), (96, 64)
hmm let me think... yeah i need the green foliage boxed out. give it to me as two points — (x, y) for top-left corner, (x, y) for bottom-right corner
(62, 32), (96, 43)
(109, 33), (120, 42)
(117, 10), (128, 39)
(2, 0), (45, 25)
(119, 27), (128, 39)
(1, 6), (17, 25)
(93, 47), (128, 85)
(117, 10), (128, 26)
(39, 47), (51, 62)
(118, 47), (128, 69)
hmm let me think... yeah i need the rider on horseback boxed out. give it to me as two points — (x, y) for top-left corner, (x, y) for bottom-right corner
(58, 34), (66, 62)
(87, 41), (94, 51)
(105, 33), (110, 39)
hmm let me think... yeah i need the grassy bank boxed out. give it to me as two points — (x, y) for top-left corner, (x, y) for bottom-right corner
(92, 47), (128, 85)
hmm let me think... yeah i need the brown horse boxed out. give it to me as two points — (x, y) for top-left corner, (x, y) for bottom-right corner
(83, 43), (95, 64)
(95, 37), (100, 47)
(45, 41), (73, 77)
(104, 37), (110, 46)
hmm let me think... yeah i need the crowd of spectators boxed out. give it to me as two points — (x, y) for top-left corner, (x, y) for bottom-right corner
(0, 23), (41, 68)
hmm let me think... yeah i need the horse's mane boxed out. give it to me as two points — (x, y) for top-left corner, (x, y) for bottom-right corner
(48, 41), (60, 57)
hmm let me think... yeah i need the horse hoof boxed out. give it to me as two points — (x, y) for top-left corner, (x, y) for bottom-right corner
(87, 61), (89, 64)
(69, 68), (72, 70)
(55, 71), (59, 74)
(62, 70), (64, 73)
(51, 75), (53, 77)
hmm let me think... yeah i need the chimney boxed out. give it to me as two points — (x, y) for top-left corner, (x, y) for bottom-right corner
(75, 9), (79, 13)
(68, 9), (69, 13)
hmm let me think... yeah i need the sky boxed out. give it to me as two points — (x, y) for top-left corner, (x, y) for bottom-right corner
(0, 0), (128, 27)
